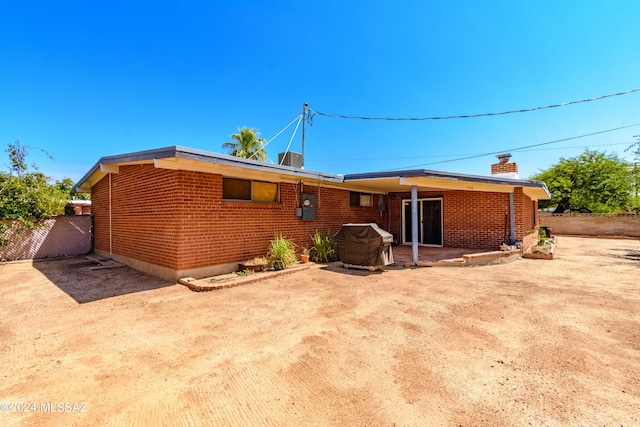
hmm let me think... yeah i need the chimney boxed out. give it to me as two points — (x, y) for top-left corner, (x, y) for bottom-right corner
(491, 153), (518, 176)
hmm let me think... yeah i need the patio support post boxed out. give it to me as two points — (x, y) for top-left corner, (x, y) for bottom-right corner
(411, 185), (419, 265)
(509, 192), (515, 245)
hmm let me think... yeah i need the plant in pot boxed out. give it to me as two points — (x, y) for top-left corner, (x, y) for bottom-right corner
(300, 247), (310, 264)
(531, 227), (555, 255)
(268, 234), (297, 270)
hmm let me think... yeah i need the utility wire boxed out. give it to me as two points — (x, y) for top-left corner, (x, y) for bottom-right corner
(308, 87), (640, 121)
(380, 122), (640, 171)
(311, 142), (636, 163)
(247, 114), (301, 160)
(279, 115), (303, 165)
(514, 142), (633, 153)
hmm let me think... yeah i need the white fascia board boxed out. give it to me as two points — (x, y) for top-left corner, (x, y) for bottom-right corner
(399, 177), (514, 193)
(100, 164), (120, 174)
(153, 158), (223, 174)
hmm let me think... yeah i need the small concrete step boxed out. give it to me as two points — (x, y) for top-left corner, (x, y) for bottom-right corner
(85, 255), (125, 269)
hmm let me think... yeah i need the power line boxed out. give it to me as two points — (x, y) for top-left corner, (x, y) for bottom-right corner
(380, 122), (640, 171)
(310, 141), (635, 163)
(248, 114), (302, 160)
(308, 87), (640, 121)
(514, 142), (632, 154)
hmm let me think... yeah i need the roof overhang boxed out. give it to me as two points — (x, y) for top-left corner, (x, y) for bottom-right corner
(73, 147), (550, 201)
(72, 146), (368, 193)
(343, 170), (551, 201)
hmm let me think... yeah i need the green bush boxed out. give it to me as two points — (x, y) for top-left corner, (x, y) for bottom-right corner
(267, 234), (297, 270)
(1, 142), (74, 246)
(311, 231), (335, 263)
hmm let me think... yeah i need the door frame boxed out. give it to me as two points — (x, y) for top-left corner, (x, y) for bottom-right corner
(401, 197), (443, 247)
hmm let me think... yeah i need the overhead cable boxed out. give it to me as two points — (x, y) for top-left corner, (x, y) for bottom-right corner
(248, 114), (301, 160)
(279, 115), (303, 165)
(311, 141), (636, 163)
(381, 122), (640, 171)
(309, 87), (640, 121)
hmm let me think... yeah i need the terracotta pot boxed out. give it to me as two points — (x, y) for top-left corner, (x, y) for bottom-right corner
(300, 254), (310, 263)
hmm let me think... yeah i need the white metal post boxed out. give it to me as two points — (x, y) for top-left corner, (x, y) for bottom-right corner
(509, 192), (515, 245)
(411, 185), (419, 264)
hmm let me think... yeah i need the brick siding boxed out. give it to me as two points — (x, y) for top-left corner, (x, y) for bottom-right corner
(491, 161), (518, 175)
(91, 164), (538, 275)
(387, 189), (535, 250)
(92, 165), (382, 272)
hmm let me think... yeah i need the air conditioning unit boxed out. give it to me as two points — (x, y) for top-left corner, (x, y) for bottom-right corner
(278, 152), (303, 168)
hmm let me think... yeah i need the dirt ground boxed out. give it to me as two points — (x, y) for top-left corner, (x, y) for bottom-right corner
(1, 236), (639, 426)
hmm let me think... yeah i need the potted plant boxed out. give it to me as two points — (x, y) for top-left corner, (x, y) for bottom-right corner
(300, 247), (310, 264)
(530, 227), (556, 255)
(268, 234), (297, 270)
(311, 230), (335, 263)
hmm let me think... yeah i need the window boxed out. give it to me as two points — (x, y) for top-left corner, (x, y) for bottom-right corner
(223, 178), (251, 200)
(223, 178), (278, 202)
(253, 181), (278, 202)
(350, 191), (373, 207)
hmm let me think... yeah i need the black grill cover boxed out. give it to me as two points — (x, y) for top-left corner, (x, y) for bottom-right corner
(334, 223), (394, 266)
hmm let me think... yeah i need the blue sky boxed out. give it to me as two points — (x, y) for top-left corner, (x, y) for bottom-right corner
(1, 1), (639, 184)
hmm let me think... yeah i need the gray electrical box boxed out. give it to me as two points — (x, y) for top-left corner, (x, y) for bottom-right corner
(278, 152), (303, 168)
(301, 193), (316, 220)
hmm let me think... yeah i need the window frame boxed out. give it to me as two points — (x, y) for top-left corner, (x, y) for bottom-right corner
(350, 191), (374, 207)
(222, 177), (279, 203)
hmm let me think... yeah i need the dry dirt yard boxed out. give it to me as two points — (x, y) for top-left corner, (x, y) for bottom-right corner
(1, 236), (639, 426)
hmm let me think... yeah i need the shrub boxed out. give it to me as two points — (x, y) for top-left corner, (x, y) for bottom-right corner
(311, 231), (335, 263)
(267, 234), (297, 270)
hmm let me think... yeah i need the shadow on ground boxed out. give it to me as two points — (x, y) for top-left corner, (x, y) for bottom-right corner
(321, 262), (389, 277)
(33, 256), (174, 304)
(610, 248), (640, 264)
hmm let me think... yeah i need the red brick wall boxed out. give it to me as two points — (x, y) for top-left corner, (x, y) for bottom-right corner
(387, 189), (533, 250)
(92, 165), (539, 270)
(92, 165), (383, 271)
(92, 165), (181, 269)
(515, 188), (538, 251)
(491, 161), (518, 174)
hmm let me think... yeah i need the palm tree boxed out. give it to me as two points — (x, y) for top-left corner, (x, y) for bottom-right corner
(222, 127), (267, 161)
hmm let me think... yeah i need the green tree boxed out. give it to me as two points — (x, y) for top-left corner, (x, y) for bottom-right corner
(625, 135), (640, 208)
(7, 140), (29, 176)
(626, 134), (640, 161)
(531, 149), (633, 213)
(222, 127), (267, 161)
(1, 142), (69, 245)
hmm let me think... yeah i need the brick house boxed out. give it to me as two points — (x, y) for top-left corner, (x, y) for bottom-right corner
(73, 146), (549, 280)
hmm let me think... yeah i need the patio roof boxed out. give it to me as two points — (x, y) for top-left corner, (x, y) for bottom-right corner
(343, 169), (551, 200)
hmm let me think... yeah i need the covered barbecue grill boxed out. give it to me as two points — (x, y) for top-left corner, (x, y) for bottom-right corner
(334, 223), (394, 269)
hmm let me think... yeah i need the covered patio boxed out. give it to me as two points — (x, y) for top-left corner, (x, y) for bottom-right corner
(343, 167), (550, 264)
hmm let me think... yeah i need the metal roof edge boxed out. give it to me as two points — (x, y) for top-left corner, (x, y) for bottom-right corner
(73, 146), (344, 192)
(171, 146), (343, 181)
